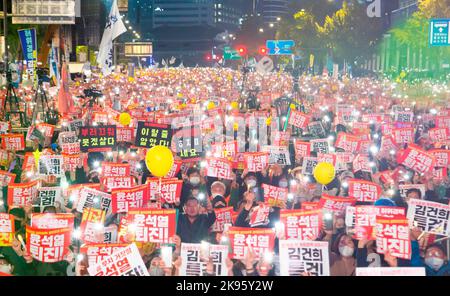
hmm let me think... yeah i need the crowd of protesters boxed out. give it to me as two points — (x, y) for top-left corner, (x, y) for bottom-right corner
(0, 67), (449, 276)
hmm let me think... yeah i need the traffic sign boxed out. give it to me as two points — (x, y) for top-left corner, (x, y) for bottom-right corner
(430, 19), (450, 46)
(266, 40), (295, 55)
(224, 46), (242, 60)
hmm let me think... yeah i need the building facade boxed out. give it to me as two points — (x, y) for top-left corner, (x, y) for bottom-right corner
(258, 0), (289, 25)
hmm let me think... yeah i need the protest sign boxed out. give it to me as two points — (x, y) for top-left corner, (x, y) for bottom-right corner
(1, 134), (25, 151)
(244, 152), (270, 172)
(135, 122), (172, 148)
(261, 146), (291, 166)
(26, 226), (72, 263)
(111, 184), (150, 214)
(228, 227), (275, 260)
(354, 206), (406, 240)
(30, 213), (75, 230)
(279, 240), (330, 276)
(211, 207), (234, 232)
(179, 243), (229, 276)
(249, 204), (271, 227)
(407, 199), (450, 236)
(126, 209), (177, 243)
(262, 184), (288, 208)
(205, 157), (234, 180)
(356, 267), (425, 276)
(0, 214), (14, 246)
(7, 181), (39, 207)
(101, 163), (130, 177)
(318, 194), (356, 214)
(347, 179), (382, 202)
(79, 125), (117, 152)
(80, 243), (130, 267)
(280, 209), (322, 241)
(76, 187), (112, 214)
(375, 218), (411, 260)
(38, 155), (63, 177)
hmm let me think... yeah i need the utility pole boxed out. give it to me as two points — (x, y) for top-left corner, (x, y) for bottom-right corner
(3, 0), (8, 70)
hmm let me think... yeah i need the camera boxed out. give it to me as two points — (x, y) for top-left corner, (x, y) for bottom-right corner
(83, 88), (103, 98)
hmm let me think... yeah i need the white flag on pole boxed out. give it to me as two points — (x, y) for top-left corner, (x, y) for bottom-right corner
(97, 0), (127, 76)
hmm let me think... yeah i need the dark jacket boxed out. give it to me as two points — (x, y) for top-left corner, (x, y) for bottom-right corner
(410, 240), (450, 276)
(176, 212), (216, 243)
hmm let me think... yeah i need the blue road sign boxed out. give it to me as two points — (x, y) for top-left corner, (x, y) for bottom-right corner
(266, 40), (295, 55)
(430, 19), (450, 46)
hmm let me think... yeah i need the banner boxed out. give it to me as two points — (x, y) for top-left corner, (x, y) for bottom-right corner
(0, 214), (14, 246)
(0, 171), (16, 187)
(376, 218), (411, 260)
(347, 179), (382, 202)
(7, 181), (39, 207)
(165, 160), (182, 178)
(262, 184), (288, 208)
(429, 149), (450, 167)
(280, 209), (322, 241)
(211, 141), (237, 160)
(26, 226), (71, 263)
(111, 184), (150, 214)
(135, 122), (172, 148)
(211, 207), (234, 232)
(310, 139), (329, 154)
(62, 154), (84, 172)
(79, 126), (117, 152)
(228, 227), (275, 260)
(317, 153), (336, 166)
(117, 127), (135, 143)
(353, 154), (372, 173)
(428, 128), (449, 143)
(126, 209), (177, 243)
(393, 127), (414, 145)
(353, 206), (406, 240)
(319, 194), (356, 214)
(30, 213), (75, 230)
(279, 240), (330, 276)
(172, 126), (203, 162)
(406, 199), (450, 236)
(205, 158), (233, 180)
(88, 243), (149, 276)
(80, 208), (106, 244)
(302, 157), (318, 175)
(80, 243), (130, 267)
(244, 152), (269, 172)
(18, 28), (37, 83)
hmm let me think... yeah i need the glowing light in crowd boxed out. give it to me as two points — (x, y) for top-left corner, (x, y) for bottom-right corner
(197, 193), (205, 200)
(72, 229), (81, 239)
(77, 254), (84, 262)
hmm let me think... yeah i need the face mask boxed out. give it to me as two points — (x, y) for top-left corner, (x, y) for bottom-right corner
(425, 257), (444, 271)
(279, 181), (288, 188)
(149, 266), (165, 276)
(339, 246), (354, 257)
(246, 180), (257, 188)
(190, 177), (200, 186)
(0, 264), (12, 274)
(213, 193), (223, 199)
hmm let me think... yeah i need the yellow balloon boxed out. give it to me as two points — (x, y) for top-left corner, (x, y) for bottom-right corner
(233, 123), (239, 131)
(119, 112), (131, 126)
(290, 104), (296, 111)
(230, 101), (239, 110)
(313, 162), (335, 185)
(145, 146), (174, 178)
(207, 101), (216, 110)
(266, 117), (272, 126)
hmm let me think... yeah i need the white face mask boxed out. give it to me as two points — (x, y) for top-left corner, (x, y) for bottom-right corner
(0, 264), (12, 274)
(246, 179), (257, 188)
(425, 257), (444, 271)
(190, 177), (200, 186)
(339, 246), (354, 257)
(279, 181), (288, 188)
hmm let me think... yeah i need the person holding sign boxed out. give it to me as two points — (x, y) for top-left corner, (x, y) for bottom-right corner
(177, 196), (216, 244)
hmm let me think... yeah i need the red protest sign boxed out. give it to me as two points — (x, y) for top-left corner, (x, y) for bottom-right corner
(117, 127), (135, 143)
(80, 208), (106, 244)
(429, 149), (450, 167)
(288, 110), (310, 129)
(352, 154), (372, 173)
(165, 160), (182, 178)
(101, 162), (131, 177)
(112, 184), (150, 214)
(205, 157), (234, 180)
(347, 179), (382, 202)
(30, 213), (75, 230)
(432, 167), (447, 180)
(211, 207), (234, 232)
(244, 152), (269, 172)
(335, 133), (359, 153)
(294, 141), (311, 160)
(228, 227), (275, 260)
(393, 127), (414, 145)
(0, 170), (16, 187)
(101, 176), (136, 192)
(262, 183), (288, 208)
(353, 206), (406, 240)
(249, 204), (271, 227)
(211, 141), (237, 159)
(0, 213), (14, 246)
(159, 179), (183, 204)
(280, 209), (322, 241)
(428, 128), (449, 143)
(126, 209), (177, 243)
(80, 243), (130, 267)
(376, 218), (411, 260)
(1, 134), (25, 151)
(397, 144), (435, 174)
(319, 194), (356, 214)
(301, 202), (320, 210)
(26, 226), (72, 263)
(7, 180), (39, 207)
(317, 153), (336, 166)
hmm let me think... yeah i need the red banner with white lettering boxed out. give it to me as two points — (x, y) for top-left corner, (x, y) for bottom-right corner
(205, 157), (234, 180)
(26, 226), (71, 263)
(376, 218), (411, 260)
(262, 184), (288, 208)
(347, 179), (382, 202)
(280, 209), (322, 241)
(112, 184), (151, 214)
(288, 110), (310, 129)
(125, 209), (177, 243)
(397, 144), (435, 174)
(244, 152), (269, 172)
(228, 227), (275, 260)
(319, 194), (356, 214)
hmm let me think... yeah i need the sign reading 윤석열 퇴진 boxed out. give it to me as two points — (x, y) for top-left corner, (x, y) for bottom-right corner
(430, 19), (450, 46)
